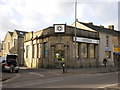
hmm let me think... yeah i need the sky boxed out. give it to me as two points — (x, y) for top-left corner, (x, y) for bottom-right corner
(0, 0), (119, 41)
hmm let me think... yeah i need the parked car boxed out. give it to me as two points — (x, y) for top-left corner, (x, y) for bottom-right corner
(1, 54), (19, 73)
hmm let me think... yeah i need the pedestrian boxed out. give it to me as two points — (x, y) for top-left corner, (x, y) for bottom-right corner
(103, 58), (107, 67)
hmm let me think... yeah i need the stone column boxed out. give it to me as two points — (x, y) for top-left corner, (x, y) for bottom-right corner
(78, 43), (83, 68)
(88, 44), (91, 67)
(95, 45), (99, 67)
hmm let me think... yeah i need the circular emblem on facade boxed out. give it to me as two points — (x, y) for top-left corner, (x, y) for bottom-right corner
(57, 26), (62, 31)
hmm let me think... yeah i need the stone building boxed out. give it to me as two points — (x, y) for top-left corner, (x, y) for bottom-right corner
(24, 24), (99, 68)
(71, 21), (119, 66)
(2, 30), (28, 66)
(0, 40), (2, 57)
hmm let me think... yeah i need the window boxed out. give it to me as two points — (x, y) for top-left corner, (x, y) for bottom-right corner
(26, 45), (29, 58)
(37, 44), (41, 58)
(105, 51), (111, 58)
(90, 44), (95, 58)
(13, 38), (17, 46)
(4, 42), (6, 50)
(43, 42), (48, 58)
(81, 43), (88, 58)
(106, 36), (109, 47)
(33, 44), (37, 58)
(8, 42), (10, 49)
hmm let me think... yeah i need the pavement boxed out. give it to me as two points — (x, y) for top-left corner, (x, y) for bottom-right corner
(26, 66), (118, 74)
(2, 73), (18, 82)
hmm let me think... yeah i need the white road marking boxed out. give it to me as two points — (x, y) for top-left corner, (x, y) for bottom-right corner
(2, 73), (20, 83)
(14, 78), (64, 87)
(98, 83), (118, 88)
(47, 72), (61, 76)
(29, 72), (44, 77)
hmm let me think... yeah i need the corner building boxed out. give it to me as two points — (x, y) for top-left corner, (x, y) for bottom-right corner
(24, 24), (99, 68)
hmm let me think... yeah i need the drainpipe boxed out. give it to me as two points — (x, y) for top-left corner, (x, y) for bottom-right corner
(31, 31), (34, 68)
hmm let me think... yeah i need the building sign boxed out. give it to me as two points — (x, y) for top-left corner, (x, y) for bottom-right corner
(45, 50), (48, 55)
(106, 47), (109, 51)
(73, 37), (99, 44)
(114, 47), (120, 52)
(54, 24), (65, 33)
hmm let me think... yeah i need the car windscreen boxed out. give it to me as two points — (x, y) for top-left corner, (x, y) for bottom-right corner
(6, 55), (17, 60)
(7, 60), (17, 65)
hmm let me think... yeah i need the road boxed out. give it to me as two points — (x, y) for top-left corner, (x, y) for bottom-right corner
(2, 69), (120, 89)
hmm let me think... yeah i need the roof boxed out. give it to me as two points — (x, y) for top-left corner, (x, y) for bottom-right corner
(79, 21), (119, 36)
(15, 30), (28, 37)
(8, 31), (13, 36)
(118, 31), (120, 36)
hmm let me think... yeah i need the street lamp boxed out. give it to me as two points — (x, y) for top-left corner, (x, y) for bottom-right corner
(74, 0), (77, 69)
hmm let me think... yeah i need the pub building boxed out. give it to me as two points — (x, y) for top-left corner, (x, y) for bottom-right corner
(24, 24), (99, 68)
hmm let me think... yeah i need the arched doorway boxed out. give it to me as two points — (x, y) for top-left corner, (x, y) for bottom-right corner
(54, 43), (65, 68)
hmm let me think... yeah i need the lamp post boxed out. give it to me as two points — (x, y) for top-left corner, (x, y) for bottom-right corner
(74, 0), (77, 69)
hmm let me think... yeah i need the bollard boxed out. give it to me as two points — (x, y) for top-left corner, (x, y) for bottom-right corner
(63, 63), (65, 73)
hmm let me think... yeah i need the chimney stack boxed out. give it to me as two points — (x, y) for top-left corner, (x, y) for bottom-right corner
(87, 22), (93, 25)
(100, 25), (104, 28)
(108, 25), (114, 30)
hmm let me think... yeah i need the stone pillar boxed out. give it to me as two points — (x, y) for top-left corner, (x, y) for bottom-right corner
(41, 42), (44, 68)
(88, 44), (91, 67)
(78, 43), (83, 68)
(95, 45), (99, 67)
(51, 44), (55, 68)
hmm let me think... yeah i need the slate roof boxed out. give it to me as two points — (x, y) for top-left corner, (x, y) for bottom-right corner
(8, 31), (13, 36)
(79, 21), (119, 36)
(15, 30), (28, 37)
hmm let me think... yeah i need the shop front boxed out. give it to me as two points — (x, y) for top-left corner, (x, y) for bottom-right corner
(113, 47), (120, 66)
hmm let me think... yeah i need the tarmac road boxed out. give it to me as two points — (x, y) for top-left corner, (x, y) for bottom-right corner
(2, 68), (120, 90)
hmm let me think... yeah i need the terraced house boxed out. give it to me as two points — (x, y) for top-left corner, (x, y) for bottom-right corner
(1, 30), (28, 66)
(71, 20), (120, 67)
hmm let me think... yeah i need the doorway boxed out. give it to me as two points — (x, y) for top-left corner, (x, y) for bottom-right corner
(55, 50), (65, 68)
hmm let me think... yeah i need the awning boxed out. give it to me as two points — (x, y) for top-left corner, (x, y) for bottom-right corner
(113, 52), (120, 55)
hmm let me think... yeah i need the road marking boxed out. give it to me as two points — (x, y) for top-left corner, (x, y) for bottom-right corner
(29, 72), (44, 77)
(47, 72), (61, 76)
(2, 73), (20, 83)
(14, 78), (64, 87)
(98, 83), (118, 88)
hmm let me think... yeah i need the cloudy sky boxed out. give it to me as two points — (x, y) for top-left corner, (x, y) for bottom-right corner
(0, 0), (119, 41)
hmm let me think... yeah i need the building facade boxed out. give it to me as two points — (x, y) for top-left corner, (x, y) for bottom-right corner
(24, 24), (99, 68)
(1, 30), (28, 66)
(0, 40), (1, 51)
(71, 21), (120, 66)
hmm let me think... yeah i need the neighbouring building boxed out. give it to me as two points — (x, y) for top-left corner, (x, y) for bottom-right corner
(0, 40), (1, 51)
(71, 20), (120, 67)
(24, 24), (99, 68)
(1, 30), (28, 66)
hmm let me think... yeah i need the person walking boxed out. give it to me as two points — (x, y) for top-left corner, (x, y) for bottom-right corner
(103, 58), (107, 67)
